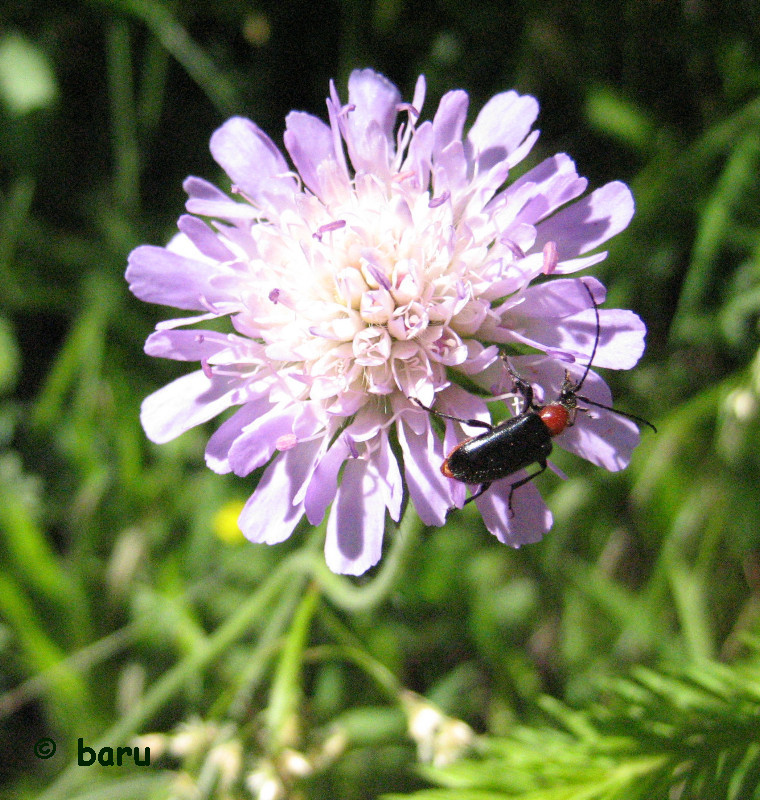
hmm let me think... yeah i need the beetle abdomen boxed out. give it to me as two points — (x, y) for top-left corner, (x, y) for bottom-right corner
(444, 413), (553, 484)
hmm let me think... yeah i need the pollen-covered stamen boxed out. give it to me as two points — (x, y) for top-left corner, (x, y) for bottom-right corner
(267, 287), (300, 312)
(228, 184), (261, 208)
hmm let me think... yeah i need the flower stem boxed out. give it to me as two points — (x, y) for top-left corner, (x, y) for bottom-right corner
(312, 504), (424, 612)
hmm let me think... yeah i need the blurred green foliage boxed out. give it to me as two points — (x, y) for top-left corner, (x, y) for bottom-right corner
(3, 1), (760, 798)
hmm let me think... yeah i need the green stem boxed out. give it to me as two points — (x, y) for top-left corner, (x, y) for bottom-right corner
(305, 644), (400, 701)
(312, 503), (424, 612)
(106, 20), (140, 213)
(36, 549), (314, 800)
(266, 585), (320, 753)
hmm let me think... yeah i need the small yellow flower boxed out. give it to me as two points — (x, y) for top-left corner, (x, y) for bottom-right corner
(213, 499), (246, 544)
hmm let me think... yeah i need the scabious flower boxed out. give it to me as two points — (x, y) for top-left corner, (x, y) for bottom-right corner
(126, 68), (645, 575)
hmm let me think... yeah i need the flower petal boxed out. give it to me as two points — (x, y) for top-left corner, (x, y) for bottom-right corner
(402, 119), (433, 189)
(432, 89), (468, 158)
(227, 406), (299, 477)
(533, 181), (634, 258)
(489, 153), (587, 222)
(376, 428), (403, 520)
(238, 439), (322, 545)
(126, 243), (232, 311)
(283, 111), (347, 200)
(304, 435), (349, 525)
(494, 278), (646, 370)
(184, 176), (260, 219)
(397, 416), (452, 526)
(324, 457), (386, 575)
(177, 215), (237, 262)
(343, 68), (401, 174)
(476, 474), (552, 546)
(466, 91), (539, 172)
(144, 329), (236, 361)
(140, 370), (256, 444)
(209, 116), (296, 204)
(205, 400), (272, 474)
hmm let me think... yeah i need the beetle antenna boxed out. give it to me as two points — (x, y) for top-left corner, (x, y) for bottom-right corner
(574, 279), (601, 392)
(576, 395), (658, 433)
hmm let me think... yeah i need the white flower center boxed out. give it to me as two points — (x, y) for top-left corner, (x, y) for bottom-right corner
(236, 168), (502, 410)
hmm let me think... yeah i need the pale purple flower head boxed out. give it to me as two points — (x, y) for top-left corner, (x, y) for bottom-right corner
(126, 69), (645, 574)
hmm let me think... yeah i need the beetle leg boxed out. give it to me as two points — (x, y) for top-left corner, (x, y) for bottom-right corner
(506, 461), (548, 517)
(408, 397), (493, 431)
(566, 405), (588, 427)
(463, 482), (492, 506)
(500, 355), (537, 413)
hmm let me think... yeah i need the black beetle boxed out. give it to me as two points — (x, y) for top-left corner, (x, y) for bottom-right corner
(411, 280), (656, 513)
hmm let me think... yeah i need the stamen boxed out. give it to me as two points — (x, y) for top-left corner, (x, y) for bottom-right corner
(345, 435), (359, 459)
(313, 219), (346, 241)
(209, 365), (248, 379)
(229, 184), (258, 207)
(429, 190), (450, 209)
(542, 241), (558, 275)
(201, 358), (213, 379)
(500, 238), (526, 260)
(396, 102), (420, 118)
(198, 295), (221, 314)
(545, 348), (576, 363)
(392, 170), (416, 183)
(275, 433), (298, 451)
(365, 262), (391, 291)
(308, 326), (341, 340)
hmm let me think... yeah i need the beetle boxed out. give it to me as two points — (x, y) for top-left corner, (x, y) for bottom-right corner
(411, 280), (656, 514)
